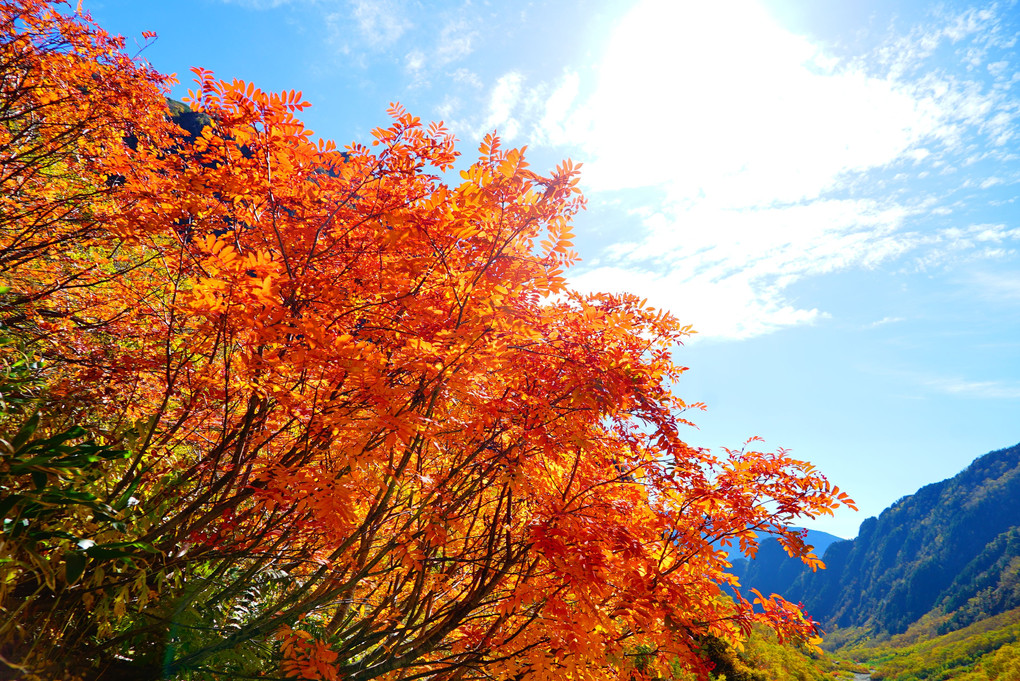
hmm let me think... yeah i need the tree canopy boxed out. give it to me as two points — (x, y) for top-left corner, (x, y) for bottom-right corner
(0, 2), (854, 679)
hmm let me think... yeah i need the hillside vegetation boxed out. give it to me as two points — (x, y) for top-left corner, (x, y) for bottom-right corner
(725, 442), (1020, 680)
(837, 606), (1020, 681)
(737, 443), (1020, 635)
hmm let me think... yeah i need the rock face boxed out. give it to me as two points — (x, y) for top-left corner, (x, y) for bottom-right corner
(734, 442), (1020, 634)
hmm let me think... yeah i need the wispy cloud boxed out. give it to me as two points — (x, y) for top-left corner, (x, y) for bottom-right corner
(401, 50), (423, 72)
(434, 18), (475, 65)
(970, 271), (1020, 302)
(219, 0), (313, 8)
(467, 0), (1020, 340)
(449, 68), (482, 89)
(403, 17), (478, 91)
(569, 198), (913, 338)
(874, 5), (1016, 80)
(478, 72), (525, 141)
(868, 316), (906, 328)
(347, 0), (411, 48)
(925, 377), (1020, 399)
(471, 68), (585, 146)
(320, 0), (483, 85)
(569, 264), (828, 340)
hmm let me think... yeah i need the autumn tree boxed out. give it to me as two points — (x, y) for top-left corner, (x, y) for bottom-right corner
(0, 2), (855, 679)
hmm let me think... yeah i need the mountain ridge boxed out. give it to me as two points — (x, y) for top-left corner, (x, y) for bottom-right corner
(734, 442), (1020, 635)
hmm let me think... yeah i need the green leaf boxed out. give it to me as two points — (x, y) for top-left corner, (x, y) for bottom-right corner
(85, 540), (159, 561)
(113, 469), (148, 511)
(23, 425), (86, 452)
(24, 529), (78, 542)
(10, 413), (40, 452)
(0, 494), (22, 520)
(65, 551), (86, 585)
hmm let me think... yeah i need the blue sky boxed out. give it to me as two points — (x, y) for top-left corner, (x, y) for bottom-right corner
(84, 0), (1020, 539)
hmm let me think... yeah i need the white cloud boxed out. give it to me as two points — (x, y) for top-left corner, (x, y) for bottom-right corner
(924, 377), (1020, 399)
(906, 148), (932, 163)
(388, 15), (478, 87)
(971, 224), (1020, 242)
(450, 68), (482, 89)
(941, 7), (998, 43)
(568, 198), (914, 339)
(604, 200), (914, 274)
(868, 316), (906, 328)
(536, 71), (582, 146)
(971, 271), (1020, 302)
(392, 0), (1016, 341)
(405, 49), (425, 73)
(558, 1), (990, 207)
(476, 0), (1019, 341)
(220, 0), (310, 8)
(349, 0), (411, 48)
(988, 60), (1010, 78)
(472, 69), (587, 147)
(875, 6), (1001, 79)
(568, 264), (826, 340)
(479, 72), (525, 141)
(435, 95), (459, 120)
(435, 18), (476, 65)
(905, 222), (1020, 271)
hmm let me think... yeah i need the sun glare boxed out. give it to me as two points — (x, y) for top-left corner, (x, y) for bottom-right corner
(583, 0), (928, 207)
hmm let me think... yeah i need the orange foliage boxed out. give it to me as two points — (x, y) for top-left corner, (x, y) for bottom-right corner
(0, 2), (855, 679)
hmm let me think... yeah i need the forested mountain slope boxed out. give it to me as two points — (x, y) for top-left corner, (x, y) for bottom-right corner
(736, 442), (1020, 634)
(729, 528), (845, 603)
